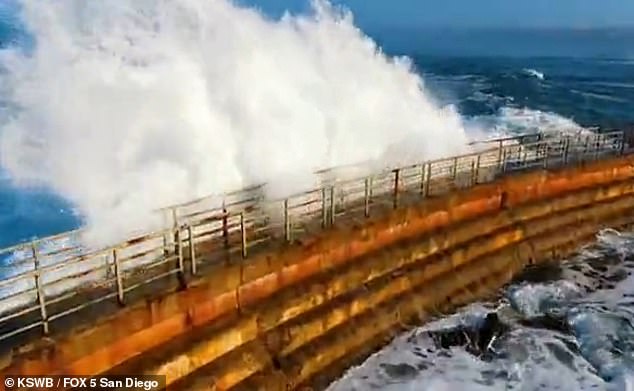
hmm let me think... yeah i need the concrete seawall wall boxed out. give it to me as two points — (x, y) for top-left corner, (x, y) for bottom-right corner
(3, 155), (634, 390)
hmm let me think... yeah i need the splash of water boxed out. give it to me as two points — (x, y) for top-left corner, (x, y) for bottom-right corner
(465, 106), (591, 141)
(523, 68), (545, 80)
(0, 0), (470, 247)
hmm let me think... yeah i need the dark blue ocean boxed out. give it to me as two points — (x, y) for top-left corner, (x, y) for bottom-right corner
(2, 7), (634, 389)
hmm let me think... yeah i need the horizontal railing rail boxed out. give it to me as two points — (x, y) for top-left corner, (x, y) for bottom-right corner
(0, 129), (628, 346)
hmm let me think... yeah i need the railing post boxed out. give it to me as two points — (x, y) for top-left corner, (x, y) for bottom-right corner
(163, 208), (176, 258)
(162, 233), (169, 258)
(419, 164), (426, 196)
(393, 169), (400, 209)
(543, 143), (550, 169)
(240, 212), (248, 258)
(563, 137), (570, 165)
(364, 177), (371, 217)
(321, 187), (328, 229)
(474, 155), (481, 185)
(284, 199), (291, 243)
(424, 162), (432, 197)
(113, 248), (124, 306)
(175, 226), (186, 288)
(32, 242), (49, 336)
(451, 157), (458, 180)
(222, 200), (229, 249)
(105, 248), (114, 280)
(188, 225), (197, 276)
(496, 139), (503, 172)
(339, 186), (345, 211)
(515, 143), (522, 163)
(469, 160), (476, 187)
(330, 186), (336, 226)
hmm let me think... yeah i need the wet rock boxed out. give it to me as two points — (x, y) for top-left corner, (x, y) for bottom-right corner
(545, 341), (577, 370)
(427, 312), (510, 359)
(380, 363), (418, 379)
(519, 313), (571, 334)
(513, 263), (564, 284)
(605, 268), (628, 283)
(416, 361), (429, 371)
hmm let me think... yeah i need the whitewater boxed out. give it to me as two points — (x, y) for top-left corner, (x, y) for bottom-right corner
(327, 230), (634, 391)
(2, 1), (634, 390)
(0, 0), (472, 247)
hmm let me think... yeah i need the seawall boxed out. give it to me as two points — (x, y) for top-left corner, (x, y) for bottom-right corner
(3, 154), (634, 390)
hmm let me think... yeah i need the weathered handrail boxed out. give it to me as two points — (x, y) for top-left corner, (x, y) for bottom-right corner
(0, 131), (564, 251)
(0, 130), (627, 346)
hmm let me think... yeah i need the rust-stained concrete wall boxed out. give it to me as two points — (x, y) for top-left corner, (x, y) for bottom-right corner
(3, 155), (634, 391)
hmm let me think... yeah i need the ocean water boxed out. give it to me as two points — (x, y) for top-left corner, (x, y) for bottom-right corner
(1, 3), (634, 390)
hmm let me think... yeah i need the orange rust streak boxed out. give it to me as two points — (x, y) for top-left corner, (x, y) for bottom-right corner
(189, 291), (238, 329)
(61, 290), (238, 376)
(238, 273), (280, 309)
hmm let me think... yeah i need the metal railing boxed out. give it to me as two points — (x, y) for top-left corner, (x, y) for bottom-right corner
(0, 130), (627, 346)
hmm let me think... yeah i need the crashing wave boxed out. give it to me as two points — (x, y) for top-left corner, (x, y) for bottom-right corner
(0, 0), (471, 249)
(523, 68), (545, 80)
(507, 280), (582, 318)
(465, 106), (592, 141)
